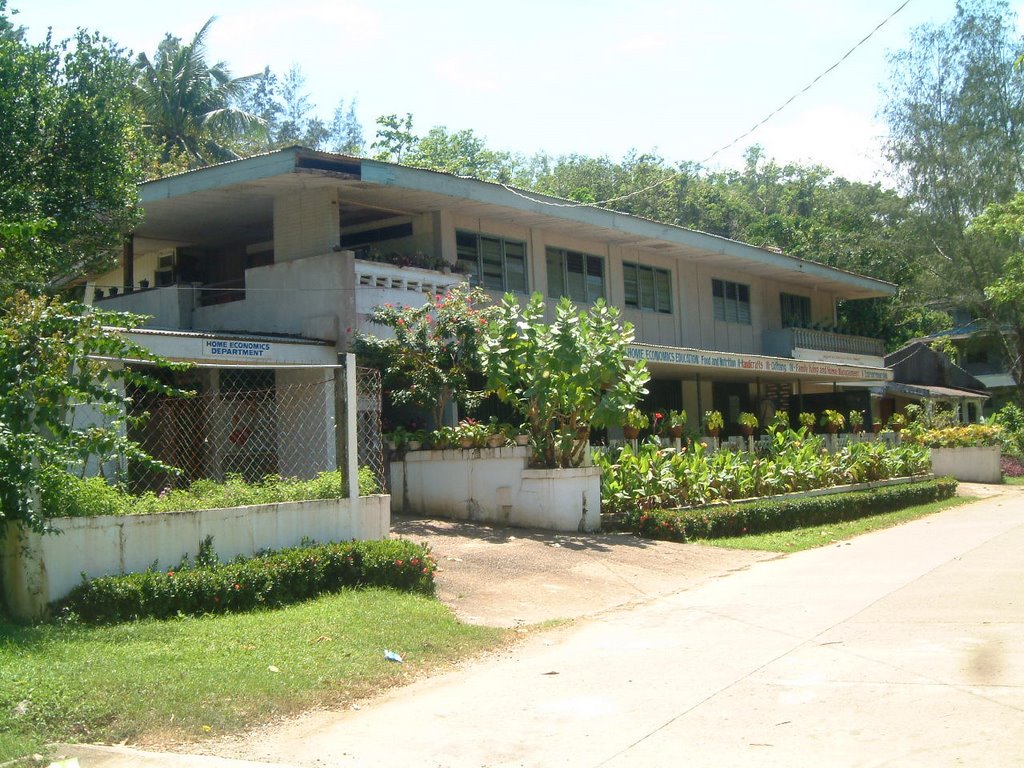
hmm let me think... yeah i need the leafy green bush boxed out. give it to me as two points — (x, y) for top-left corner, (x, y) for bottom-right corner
(596, 432), (931, 522)
(629, 478), (957, 542)
(56, 538), (435, 623)
(904, 424), (1001, 448)
(39, 466), (131, 517)
(992, 403), (1024, 457)
(39, 468), (381, 518)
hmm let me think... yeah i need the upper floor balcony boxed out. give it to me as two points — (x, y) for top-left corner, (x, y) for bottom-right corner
(763, 326), (885, 367)
(94, 251), (463, 342)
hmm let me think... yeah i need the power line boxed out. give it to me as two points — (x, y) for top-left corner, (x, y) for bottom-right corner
(500, 0), (913, 210)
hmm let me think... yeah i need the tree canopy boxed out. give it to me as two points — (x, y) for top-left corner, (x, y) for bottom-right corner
(0, 2), (145, 293)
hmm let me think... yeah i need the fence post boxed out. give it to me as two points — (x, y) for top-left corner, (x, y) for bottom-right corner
(336, 354), (359, 501)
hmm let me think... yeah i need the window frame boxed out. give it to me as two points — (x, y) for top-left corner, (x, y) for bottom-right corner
(455, 230), (528, 293)
(779, 292), (811, 328)
(546, 246), (606, 304)
(712, 278), (752, 325)
(622, 262), (673, 314)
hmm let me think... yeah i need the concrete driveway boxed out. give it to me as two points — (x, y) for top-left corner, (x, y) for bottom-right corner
(60, 485), (1023, 767)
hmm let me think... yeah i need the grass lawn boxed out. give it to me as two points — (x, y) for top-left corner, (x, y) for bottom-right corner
(699, 496), (973, 553)
(0, 588), (507, 763)
(1003, 476), (1024, 485)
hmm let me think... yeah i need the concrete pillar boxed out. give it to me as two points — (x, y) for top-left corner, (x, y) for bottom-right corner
(273, 187), (341, 263)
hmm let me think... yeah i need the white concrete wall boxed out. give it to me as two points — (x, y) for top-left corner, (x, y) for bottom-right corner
(1, 494), (391, 620)
(193, 250), (354, 340)
(931, 446), (1002, 483)
(446, 213), (844, 356)
(274, 187), (341, 263)
(391, 447), (601, 533)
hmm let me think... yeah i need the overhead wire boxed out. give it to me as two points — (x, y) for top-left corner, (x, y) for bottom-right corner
(499, 0), (914, 210)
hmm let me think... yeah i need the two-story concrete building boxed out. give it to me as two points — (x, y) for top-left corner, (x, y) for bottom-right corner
(93, 147), (894, 451)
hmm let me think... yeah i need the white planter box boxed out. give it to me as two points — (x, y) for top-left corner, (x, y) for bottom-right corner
(1, 494), (390, 620)
(391, 447), (601, 533)
(931, 446), (1002, 483)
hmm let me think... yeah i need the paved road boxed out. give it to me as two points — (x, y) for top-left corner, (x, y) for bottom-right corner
(64, 487), (1023, 767)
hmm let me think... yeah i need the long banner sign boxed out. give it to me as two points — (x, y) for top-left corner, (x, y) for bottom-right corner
(626, 344), (891, 382)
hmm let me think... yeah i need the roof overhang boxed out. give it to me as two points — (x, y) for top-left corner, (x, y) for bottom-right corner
(135, 148), (896, 300)
(629, 343), (892, 383)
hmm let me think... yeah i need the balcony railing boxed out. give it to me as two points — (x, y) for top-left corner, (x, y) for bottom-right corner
(354, 259), (461, 296)
(764, 327), (884, 359)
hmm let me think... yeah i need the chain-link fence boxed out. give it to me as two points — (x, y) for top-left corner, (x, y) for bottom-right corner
(124, 364), (385, 494)
(356, 366), (386, 492)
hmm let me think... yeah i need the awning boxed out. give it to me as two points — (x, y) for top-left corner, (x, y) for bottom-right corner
(627, 343), (892, 383)
(885, 382), (989, 401)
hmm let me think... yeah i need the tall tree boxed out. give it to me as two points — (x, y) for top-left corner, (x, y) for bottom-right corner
(134, 17), (262, 168)
(0, 2), (145, 292)
(883, 0), (1024, 398)
(330, 98), (365, 155)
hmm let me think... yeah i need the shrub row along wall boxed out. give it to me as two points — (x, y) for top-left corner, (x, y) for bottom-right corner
(631, 478), (958, 542)
(1, 495), (391, 620)
(57, 538), (435, 624)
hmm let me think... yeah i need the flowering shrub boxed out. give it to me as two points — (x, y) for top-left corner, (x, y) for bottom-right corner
(354, 284), (494, 427)
(630, 478), (957, 541)
(56, 538), (436, 623)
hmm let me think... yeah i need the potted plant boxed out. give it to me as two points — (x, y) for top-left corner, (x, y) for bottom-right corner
(738, 412), (758, 437)
(509, 423), (531, 446)
(406, 429), (427, 451)
(650, 411), (666, 437)
(385, 426), (410, 451)
(666, 409), (687, 438)
(888, 412), (907, 433)
(484, 418), (510, 448)
(799, 412), (816, 433)
(429, 425), (457, 450)
(849, 409), (864, 434)
(819, 409), (846, 434)
(872, 417), (883, 434)
(455, 418), (487, 449)
(622, 409), (648, 440)
(703, 410), (724, 438)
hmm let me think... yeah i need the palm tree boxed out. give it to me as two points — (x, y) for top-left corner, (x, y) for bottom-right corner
(134, 17), (263, 168)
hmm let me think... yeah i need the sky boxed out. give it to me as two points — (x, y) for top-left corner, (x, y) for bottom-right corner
(11, 0), (1024, 184)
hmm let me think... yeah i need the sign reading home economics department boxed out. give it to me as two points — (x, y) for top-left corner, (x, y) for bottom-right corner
(627, 344), (890, 382)
(201, 339), (274, 359)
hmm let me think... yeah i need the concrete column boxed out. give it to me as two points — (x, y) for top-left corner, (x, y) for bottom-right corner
(335, 354), (359, 500)
(273, 187), (341, 263)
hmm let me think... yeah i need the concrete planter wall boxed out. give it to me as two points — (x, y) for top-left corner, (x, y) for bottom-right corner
(1, 494), (390, 620)
(930, 446), (1002, 483)
(391, 446), (601, 533)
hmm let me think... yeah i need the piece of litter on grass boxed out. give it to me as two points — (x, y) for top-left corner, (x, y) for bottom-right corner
(384, 649), (404, 663)
(267, 665), (280, 673)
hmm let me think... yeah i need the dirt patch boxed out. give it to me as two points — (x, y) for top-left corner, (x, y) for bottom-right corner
(392, 515), (775, 627)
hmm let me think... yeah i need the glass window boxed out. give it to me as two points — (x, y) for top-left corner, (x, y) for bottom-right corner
(455, 231), (528, 293)
(546, 247), (605, 304)
(780, 292), (811, 327)
(623, 262), (672, 313)
(712, 278), (751, 325)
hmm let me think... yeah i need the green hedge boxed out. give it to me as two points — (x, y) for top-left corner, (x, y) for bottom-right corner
(40, 468), (381, 518)
(56, 539), (436, 624)
(633, 477), (958, 542)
